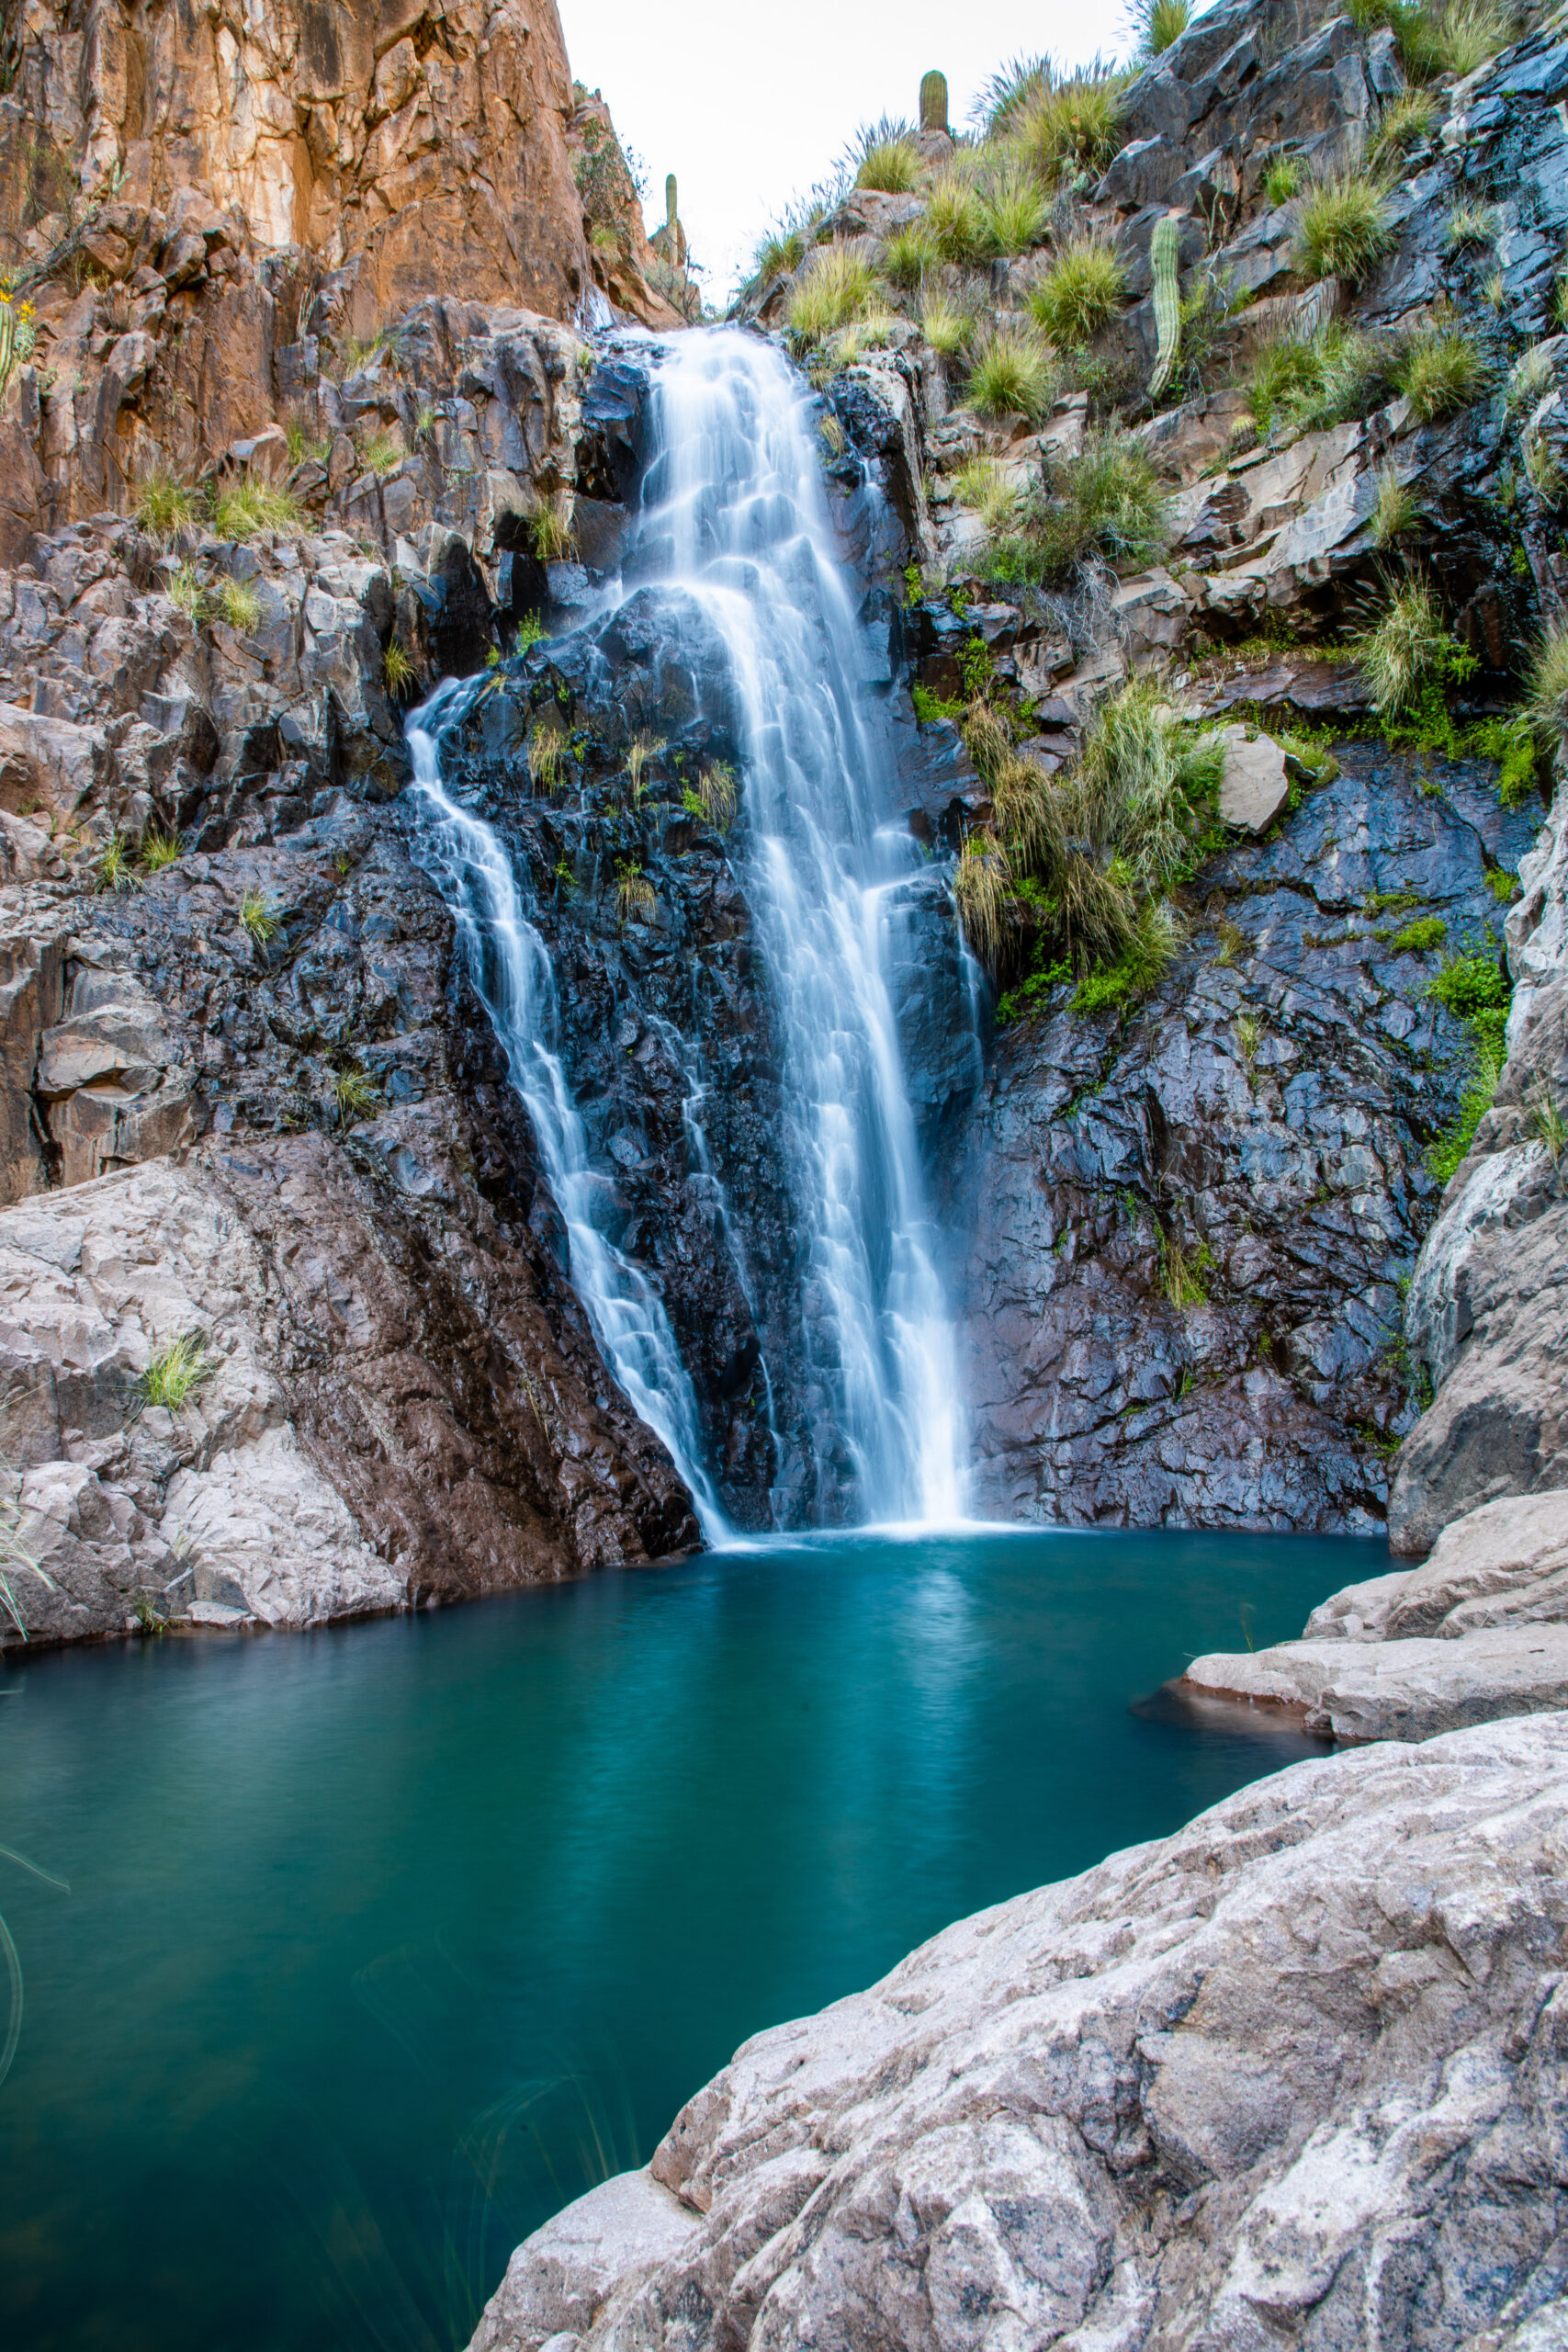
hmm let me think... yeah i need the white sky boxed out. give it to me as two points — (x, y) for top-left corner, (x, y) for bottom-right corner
(559, 0), (1141, 301)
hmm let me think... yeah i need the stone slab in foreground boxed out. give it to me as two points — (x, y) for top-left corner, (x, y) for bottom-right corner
(1184, 1488), (1568, 1741)
(468, 1713), (1568, 2352)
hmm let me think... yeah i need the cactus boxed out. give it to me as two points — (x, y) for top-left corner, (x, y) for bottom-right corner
(919, 70), (949, 134)
(0, 302), (15, 402)
(666, 174), (678, 233)
(1147, 213), (1181, 401)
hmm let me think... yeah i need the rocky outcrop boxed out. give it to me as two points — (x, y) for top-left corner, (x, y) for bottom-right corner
(0, 786), (699, 1646)
(1183, 1487), (1568, 1740)
(1390, 778), (1568, 1555)
(952, 744), (1536, 1531)
(3, 0), (592, 322)
(468, 1713), (1568, 2352)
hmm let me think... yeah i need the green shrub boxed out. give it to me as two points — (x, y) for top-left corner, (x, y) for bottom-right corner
(1396, 324), (1486, 422)
(965, 323), (1055, 420)
(787, 244), (880, 343)
(213, 481), (306, 540)
(135, 471), (198, 537)
(1427, 1033), (1506, 1181)
(976, 55), (1055, 138)
(1027, 232), (1127, 345)
(884, 223), (939, 288)
(923, 170), (988, 266)
(1357, 580), (1451, 716)
(1291, 171), (1395, 285)
(1076, 682), (1223, 889)
(988, 426), (1168, 583)
(1071, 901), (1185, 1012)
(976, 157), (1050, 255)
(1466, 714), (1538, 804)
(1428, 949), (1508, 1019)
(1247, 323), (1399, 437)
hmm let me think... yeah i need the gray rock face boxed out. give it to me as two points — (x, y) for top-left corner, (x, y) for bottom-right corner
(1184, 1489), (1568, 1739)
(467, 1713), (1568, 2352)
(951, 745), (1537, 1532)
(1391, 780), (1568, 1556)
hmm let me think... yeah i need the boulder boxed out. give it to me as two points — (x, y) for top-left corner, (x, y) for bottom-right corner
(466, 1713), (1568, 2352)
(1217, 724), (1292, 832)
(1182, 1490), (1568, 1740)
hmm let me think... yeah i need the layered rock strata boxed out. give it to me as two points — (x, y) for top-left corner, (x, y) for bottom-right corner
(468, 1713), (1568, 2352)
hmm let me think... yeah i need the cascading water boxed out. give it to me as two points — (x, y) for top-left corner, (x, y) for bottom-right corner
(405, 686), (730, 1544)
(627, 331), (967, 1525)
(406, 327), (971, 1534)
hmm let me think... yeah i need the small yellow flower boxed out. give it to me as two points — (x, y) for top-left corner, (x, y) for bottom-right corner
(19, 301), (34, 319)
(0, 292), (11, 307)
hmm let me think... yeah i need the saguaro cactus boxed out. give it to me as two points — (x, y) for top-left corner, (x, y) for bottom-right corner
(666, 174), (678, 233)
(919, 70), (949, 135)
(1147, 213), (1181, 401)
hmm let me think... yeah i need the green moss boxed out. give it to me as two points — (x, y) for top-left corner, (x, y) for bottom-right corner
(996, 955), (1071, 1028)
(1389, 915), (1448, 955)
(1428, 950), (1508, 1019)
(1463, 715), (1537, 807)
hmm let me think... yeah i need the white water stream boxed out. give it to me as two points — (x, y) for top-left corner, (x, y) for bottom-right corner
(408, 328), (968, 1533)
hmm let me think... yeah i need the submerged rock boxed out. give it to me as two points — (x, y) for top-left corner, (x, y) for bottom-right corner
(468, 1713), (1568, 2352)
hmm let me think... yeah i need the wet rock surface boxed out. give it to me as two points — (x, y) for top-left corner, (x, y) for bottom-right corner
(952, 745), (1540, 1532)
(468, 1713), (1568, 2352)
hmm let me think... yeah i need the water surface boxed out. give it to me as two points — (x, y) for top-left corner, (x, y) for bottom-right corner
(0, 1527), (1373, 2352)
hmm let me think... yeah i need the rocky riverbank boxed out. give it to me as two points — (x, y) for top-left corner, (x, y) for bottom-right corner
(468, 1711), (1568, 2352)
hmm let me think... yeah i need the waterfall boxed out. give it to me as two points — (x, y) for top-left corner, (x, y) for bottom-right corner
(405, 684), (730, 1545)
(628, 331), (966, 1525)
(406, 327), (969, 1536)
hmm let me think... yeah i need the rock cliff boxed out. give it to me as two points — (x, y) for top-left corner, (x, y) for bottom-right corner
(468, 1713), (1568, 2352)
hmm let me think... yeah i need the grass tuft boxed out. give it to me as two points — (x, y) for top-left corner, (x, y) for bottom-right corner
(787, 244), (880, 343)
(1357, 580), (1450, 718)
(965, 323), (1056, 421)
(96, 831), (137, 893)
(976, 156), (1050, 255)
(213, 481), (306, 541)
(1369, 464), (1420, 546)
(954, 834), (1014, 968)
(139, 826), (182, 873)
(239, 886), (279, 946)
(1027, 232), (1127, 346)
(1261, 153), (1305, 207)
(1397, 324), (1485, 421)
(884, 223), (940, 288)
(383, 639), (416, 695)
(529, 495), (575, 561)
(136, 471), (198, 538)
(215, 576), (261, 634)
(988, 426), (1168, 583)
(1010, 66), (1126, 187)
(1526, 623), (1568, 735)
(923, 170), (989, 267)
(856, 127), (922, 193)
(918, 290), (969, 355)
(1291, 171), (1395, 285)
(141, 1335), (208, 1413)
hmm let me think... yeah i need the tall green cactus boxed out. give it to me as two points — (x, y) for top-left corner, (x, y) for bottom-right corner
(666, 174), (678, 233)
(1147, 214), (1181, 401)
(0, 302), (15, 402)
(919, 70), (949, 133)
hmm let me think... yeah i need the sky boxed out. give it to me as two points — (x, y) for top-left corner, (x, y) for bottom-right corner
(560, 0), (1144, 302)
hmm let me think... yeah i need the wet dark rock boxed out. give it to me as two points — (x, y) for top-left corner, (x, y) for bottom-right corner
(952, 747), (1540, 1532)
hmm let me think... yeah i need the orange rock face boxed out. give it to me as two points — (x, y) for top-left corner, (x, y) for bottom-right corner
(1, 0), (594, 322)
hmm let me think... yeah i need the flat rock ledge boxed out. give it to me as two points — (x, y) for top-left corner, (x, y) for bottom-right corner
(1184, 1489), (1568, 1742)
(468, 1714), (1568, 2352)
